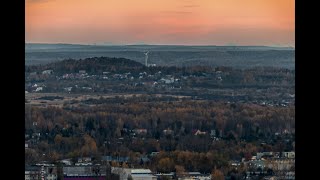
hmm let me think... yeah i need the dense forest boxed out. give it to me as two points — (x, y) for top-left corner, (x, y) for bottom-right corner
(25, 97), (294, 172)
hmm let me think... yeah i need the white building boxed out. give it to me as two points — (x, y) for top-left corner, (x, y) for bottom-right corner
(178, 172), (211, 180)
(79, 70), (86, 74)
(25, 171), (40, 180)
(35, 87), (43, 92)
(112, 168), (157, 180)
(282, 152), (295, 159)
(42, 70), (53, 75)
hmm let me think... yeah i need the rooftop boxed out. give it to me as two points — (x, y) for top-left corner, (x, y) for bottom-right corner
(131, 169), (152, 174)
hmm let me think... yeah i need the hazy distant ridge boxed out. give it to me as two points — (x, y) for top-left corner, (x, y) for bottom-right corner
(25, 43), (295, 69)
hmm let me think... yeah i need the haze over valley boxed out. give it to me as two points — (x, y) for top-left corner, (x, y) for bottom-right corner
(25, 43), (295, 69)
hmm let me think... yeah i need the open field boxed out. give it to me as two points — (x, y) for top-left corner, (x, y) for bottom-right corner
(25, 92), (191, 107)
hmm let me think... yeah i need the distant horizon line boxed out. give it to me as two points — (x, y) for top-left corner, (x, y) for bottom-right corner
(25, 42), (295, 48)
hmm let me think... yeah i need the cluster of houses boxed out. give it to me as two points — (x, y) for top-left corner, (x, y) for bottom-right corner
(25, 131), (41, 148)
(25, 164), (211, 180)
(27, 68), (221, 91)
(54, 70), (180, 85)
(25, 148), (295, 180)
(61, 70), (89, 80)
(119, 127), (222, 138)
(112, 168), (211, 180)
(26, 68), (295, 107)
(25, 152), (214, 180)
(26, 69), (186, 93)
(240, 151), (295, 180)
(25, 83), (46, 93)
(25, 127), (222, 152)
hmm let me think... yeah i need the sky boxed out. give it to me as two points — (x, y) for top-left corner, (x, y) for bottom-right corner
(26, 0), (295, 46)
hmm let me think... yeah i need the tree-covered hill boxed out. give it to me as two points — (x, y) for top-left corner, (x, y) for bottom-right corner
(25, 56), (144, 75)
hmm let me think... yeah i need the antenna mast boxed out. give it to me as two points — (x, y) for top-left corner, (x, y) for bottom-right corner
(144, 51), (149, 67)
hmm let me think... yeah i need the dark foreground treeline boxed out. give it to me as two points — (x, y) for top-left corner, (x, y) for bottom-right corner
(25, 97), (294, 173)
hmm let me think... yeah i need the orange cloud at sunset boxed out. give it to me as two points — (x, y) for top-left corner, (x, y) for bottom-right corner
(26, 0), (294, 46)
